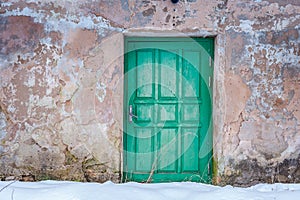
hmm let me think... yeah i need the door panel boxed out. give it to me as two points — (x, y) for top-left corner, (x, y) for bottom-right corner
(136, 50), (154, 98)
(182, 50), (201, 98)
(158, 128), (178, 172)
(159, 50), (178, 98)
(124, 37), (213, 183)
(182, 127), (199, 172)
(135, 128), (153, 172)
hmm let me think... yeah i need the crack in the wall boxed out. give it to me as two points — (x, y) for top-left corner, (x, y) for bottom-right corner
(223, 112), (244, 156)
(235, 112), (244, 144)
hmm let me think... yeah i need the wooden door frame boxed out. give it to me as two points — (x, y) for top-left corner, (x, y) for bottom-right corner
(120, 32), (220, 182)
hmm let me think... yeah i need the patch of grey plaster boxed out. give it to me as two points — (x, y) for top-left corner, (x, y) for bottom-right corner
(44, 65), (59, 96)
(121, 0), (130, 11)
(3, 7), (123, 45)
(2, 7), (43, 22)
(70, 144), (91, 160)
(60, 82), (79, 103)
(225, 20), (255, 34)
(226, 15), (300, 41)
(45, 15), (115, 37)
(281, 139), (300, 159)
(0, 69), (12, 88)
(0, 2), (12, 7)
(225, 14), (300, 115)
(244, 42), (300, 114)
(7, 103), (16, 113)
(95, 82), (106, 103)
(261, 45), (298, 65)
(36, 96), (56, 109)
(0, 111), (7, 141)
(27, 94), (40, 115)
(190, 29), (218, 37)
(39, 37), (51, 45)
(31, 127), (54, 149)
(23, 69), (36, 88)
(256, 12), (300, 32)
(54, 57), (82, 82)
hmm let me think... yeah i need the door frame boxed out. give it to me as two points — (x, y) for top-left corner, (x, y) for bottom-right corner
(122, 34), (216, 183)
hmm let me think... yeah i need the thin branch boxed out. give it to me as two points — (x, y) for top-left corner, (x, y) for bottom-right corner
(0, 180), (17, 193)
(11, 189), (15, 200)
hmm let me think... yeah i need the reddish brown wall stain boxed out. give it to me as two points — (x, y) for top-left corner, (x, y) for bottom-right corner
(0, 16), (45, 54)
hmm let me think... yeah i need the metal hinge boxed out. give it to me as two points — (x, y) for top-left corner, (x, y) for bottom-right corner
(209, 57), (212, 67)
(208, 163), (210, 175)
(209, 76), (212, 88)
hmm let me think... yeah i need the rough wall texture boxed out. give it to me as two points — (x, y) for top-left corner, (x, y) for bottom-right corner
(0, 0), (299, 186)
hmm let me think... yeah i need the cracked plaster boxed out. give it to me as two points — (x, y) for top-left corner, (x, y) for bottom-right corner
(0, 0), (299, 185)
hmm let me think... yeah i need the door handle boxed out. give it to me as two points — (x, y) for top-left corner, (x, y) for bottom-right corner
(129, 105), (138, 122)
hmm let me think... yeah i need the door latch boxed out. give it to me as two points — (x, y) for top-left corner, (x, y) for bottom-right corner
(208, 163), (210, 175)
(129, 105), (138, 123)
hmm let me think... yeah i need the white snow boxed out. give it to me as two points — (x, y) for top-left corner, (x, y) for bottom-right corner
(0, 181), (300, 200)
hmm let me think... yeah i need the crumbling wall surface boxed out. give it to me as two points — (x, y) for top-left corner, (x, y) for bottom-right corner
(218, 1), (300, 186)
(0, 0), (299, 185)
(0, 0), (124, 182)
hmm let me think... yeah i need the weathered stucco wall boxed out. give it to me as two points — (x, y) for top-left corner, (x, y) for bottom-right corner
(0, 0), (299, 186)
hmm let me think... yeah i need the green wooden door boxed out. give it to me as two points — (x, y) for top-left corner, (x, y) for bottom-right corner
(123, 37), (213, 183)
